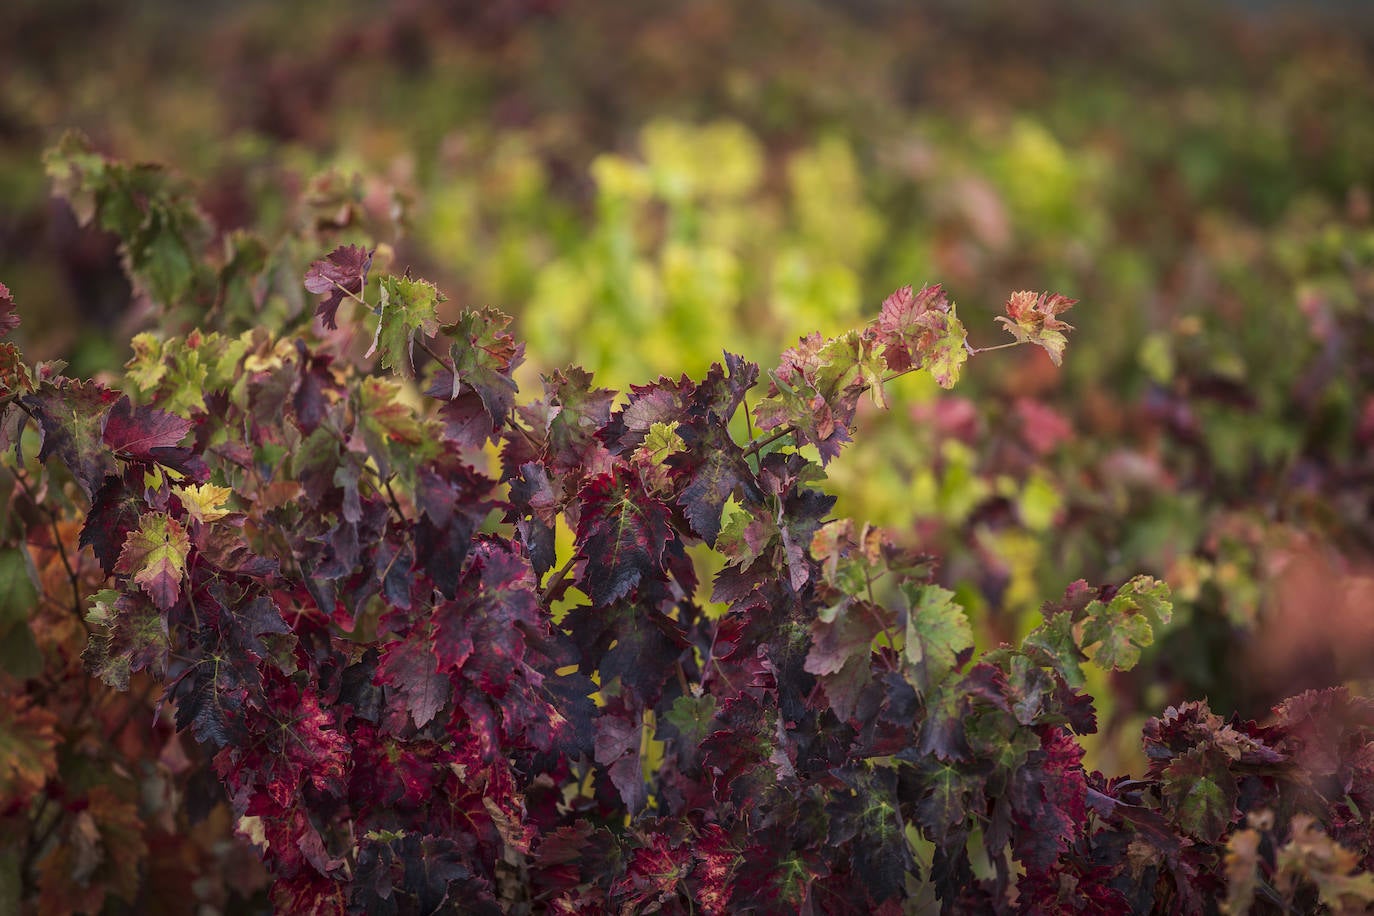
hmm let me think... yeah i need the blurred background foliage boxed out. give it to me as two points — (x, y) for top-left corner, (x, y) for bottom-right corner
(4, 0), (1374, 779)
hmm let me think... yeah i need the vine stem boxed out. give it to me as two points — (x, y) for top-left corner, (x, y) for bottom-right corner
(738, 343), (1024, 458)
(5, 464), (88, 633)
(965, 340), (1022, 355)
(539, 554), (578, 604)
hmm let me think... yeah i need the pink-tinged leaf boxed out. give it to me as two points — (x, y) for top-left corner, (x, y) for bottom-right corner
(102, 395), (192, 459)
(995, 290), (1077, 366)
(434, 540), (540, 685)
(304, 245), (373, 330)
(690, 824), (738, 915)
(875, 284), (969, 387)
(427, 307), (524, 436)
(753, 331), (876, 464)
(593, 705), (648, 812)
(876, 283), (948, 373)
(0, 342), (32, 400)
(1009, 727), (1089, 873)
(376, 637), (450, 729)
(113, 513), (190, 610)
(805, 600), (887, 677)
(216, 681), (350, 813)
(0, 281), (19, 336)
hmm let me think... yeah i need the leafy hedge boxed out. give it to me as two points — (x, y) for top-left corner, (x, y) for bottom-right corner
(3, 139), (1374, 915)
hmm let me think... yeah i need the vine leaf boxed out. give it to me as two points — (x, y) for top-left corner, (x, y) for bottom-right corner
(902, 583), (973, 682)
(173, 482), (233, 524)
(102, 395), (192, 460)
(1079, 576), (1172, 672)
(113, 513), (191, 610)
(995, 291), (1077, 366)
(22, 379), (120, 497)
(876, 283), (969, 387)
(429, 308), (524, 439)
(366, 275), (442, 376)
(1162, 747), (1239, 843)
(83, 588), (170, 689)
(575, 469), (674, 605)
(0, 694), (59, 804)
(304, 244), (373, 330)
(376, 637), (450, 729)
(0, 281), (18, 336)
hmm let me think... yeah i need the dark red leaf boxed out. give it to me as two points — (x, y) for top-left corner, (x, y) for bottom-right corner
(575, 469), (674, 606)
(102, 395), (193, 459)
(376, 637), (450, 730)
(304, 245), (373, 330)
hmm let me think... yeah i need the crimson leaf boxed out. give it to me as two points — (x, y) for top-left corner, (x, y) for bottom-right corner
(575, 468), (675, 606)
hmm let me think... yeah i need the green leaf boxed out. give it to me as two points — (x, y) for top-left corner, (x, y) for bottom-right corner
(367, 276), (442, 376)
(0, 549), (41, 679)
(1022, 611), (1086, 688)
(924, 310), (968, 389)
(129, 330), (248, 416)
(902, 583), (973, 684)
(640, 421), (684, 462)
(45, 131), (211, 307)
(660, 693), (718, 749)
(1079, 576), (1172, 672)
(83, 588), (170, 690)
(124, 333), (167, 392)
(1162, 747), (1238, 843)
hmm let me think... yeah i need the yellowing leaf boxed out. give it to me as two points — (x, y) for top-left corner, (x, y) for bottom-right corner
(174, 483), (233, 524)
(0, 695), (59, 805)
(114, 513), (190, 610)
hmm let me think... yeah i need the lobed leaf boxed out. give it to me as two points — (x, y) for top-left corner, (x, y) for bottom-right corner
(366, 275), (442, 376)
(113, 512), (190, 610)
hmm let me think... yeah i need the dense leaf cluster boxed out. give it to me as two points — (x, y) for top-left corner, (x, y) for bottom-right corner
(3, 143), (1374, 914)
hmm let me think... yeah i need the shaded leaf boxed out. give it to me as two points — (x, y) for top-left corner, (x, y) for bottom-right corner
(376, 638), (450, 729)
(22, 379), (119, 497)
(0, 693), (59, 804)
(83, 588), (169, 689)
(101, 395), (192, 460)
(1162, 747), (1239, 843)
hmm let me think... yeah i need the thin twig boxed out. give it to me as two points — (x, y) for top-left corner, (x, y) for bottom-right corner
(539, 554), (579, 605)
(7, 466), (88, 631)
